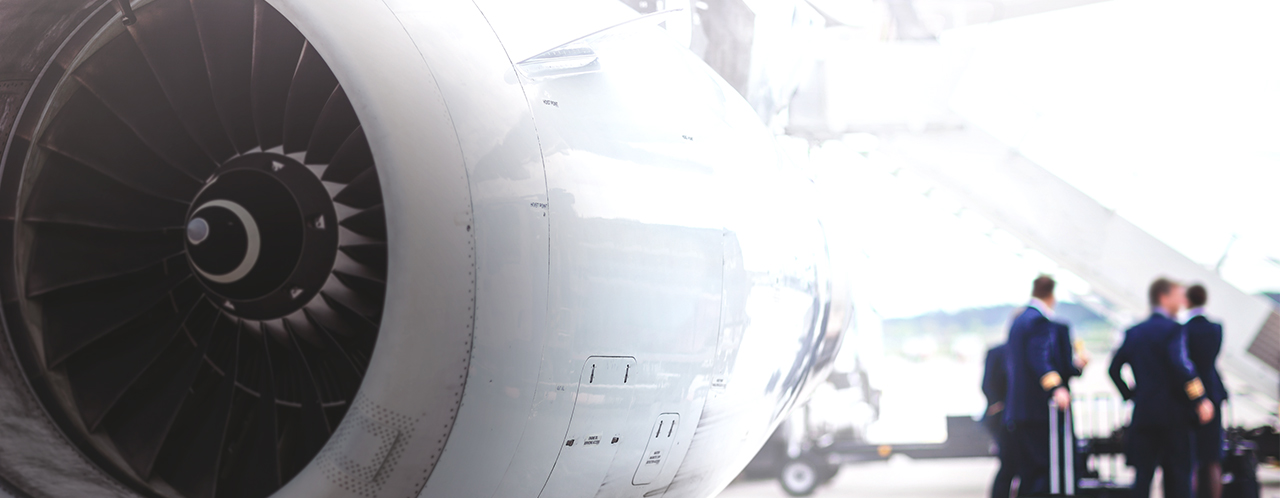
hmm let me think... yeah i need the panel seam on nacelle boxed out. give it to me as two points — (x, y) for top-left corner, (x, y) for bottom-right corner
(372, 2), (479, 496)
(462, 4), (557, 497)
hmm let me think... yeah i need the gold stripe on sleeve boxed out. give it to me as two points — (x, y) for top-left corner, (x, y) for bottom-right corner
(1040, 372), (1062, 391)
(1185, 378), (1205, 400)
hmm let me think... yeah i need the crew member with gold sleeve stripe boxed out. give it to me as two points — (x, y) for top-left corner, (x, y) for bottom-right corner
(1004, 275), (1070, 496)
(1109, 278), (1215, 498)
(1184, 284), (1227, 498)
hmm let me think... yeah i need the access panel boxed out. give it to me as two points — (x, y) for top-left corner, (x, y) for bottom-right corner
(538, 356), (637, 498)
(632, 413), (680, 485)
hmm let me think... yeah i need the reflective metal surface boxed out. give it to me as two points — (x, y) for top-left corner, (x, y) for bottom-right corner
(0, 1), (848, 497)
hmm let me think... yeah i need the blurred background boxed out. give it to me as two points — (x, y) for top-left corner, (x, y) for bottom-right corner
(614, 0), (1280, 496)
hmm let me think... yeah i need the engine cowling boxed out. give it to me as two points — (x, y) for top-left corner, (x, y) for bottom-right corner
(0, 1), (850, 497)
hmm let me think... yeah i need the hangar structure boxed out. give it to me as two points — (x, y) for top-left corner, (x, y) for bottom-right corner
(881, 128), (1280, 419)
(782, 0), (1280, 421)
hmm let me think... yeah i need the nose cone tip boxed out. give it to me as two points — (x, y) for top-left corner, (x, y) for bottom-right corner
(187, 217), (210, 245)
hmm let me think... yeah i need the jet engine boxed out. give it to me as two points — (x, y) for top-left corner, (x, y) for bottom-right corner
(0, 0), (850, 497)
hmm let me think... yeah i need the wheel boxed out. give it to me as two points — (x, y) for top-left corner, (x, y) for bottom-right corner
(779, 456), (822, 496)
(819, 460), (841, 483)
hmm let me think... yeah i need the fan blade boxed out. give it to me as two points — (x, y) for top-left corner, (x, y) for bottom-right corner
(332, 167), (381, 209)
(203, 308), (244, 374)
(217, 328), (280, 498)
(303, 87), (358, 165)
(339, 243), (387, 275)
(281, 43), (338, 154)
(24, 152), (188, 231)
(190, 0), (257, 153)
(72, 34), (217, 179)
(218, 410), (280, 498)
(66, 280), (205, 430)
(236, 322), (272, 395)
(39, 258), (190, 367)
(103, 305), (222, 479)
(319, 291), (379, 334)
(302, 307), (374, 375)
(320, 127), (372, 183)
(333, 270), (385, 306)
(323, 282), (382, 323)
(156, 323), (240, 498)
(272, 327), (332, 482)
(339, 204), (385, 240)
(128, 0), (236, 162)
(288, 316), (361, 404)
(250, 0), (304, 151)
(39, 88), (202, 203)
(27, 224), (184, 298)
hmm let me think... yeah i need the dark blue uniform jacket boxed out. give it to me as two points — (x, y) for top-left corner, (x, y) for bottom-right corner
(982, 344), (1008, 423)
(1109, 312), (1206, 428)
(1051, 322), (1082, 389)
(1005, 307), (1059, 423)
(1184, 315), (1227, 405)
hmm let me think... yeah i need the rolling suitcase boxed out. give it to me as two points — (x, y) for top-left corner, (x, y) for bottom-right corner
(1049, 399), (1075, 496)
(1034, 398), (1132, 497)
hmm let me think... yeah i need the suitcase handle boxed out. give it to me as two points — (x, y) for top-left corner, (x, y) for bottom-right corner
(1049, 399), (1075, 496)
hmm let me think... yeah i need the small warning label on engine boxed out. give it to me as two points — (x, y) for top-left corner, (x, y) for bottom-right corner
(633, 413), (679, 485)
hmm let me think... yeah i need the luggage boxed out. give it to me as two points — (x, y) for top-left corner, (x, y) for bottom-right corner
(1042, 398), (1133, 497)
(1049, 399), (1075, 496)
(1222, 428), (1259, 498)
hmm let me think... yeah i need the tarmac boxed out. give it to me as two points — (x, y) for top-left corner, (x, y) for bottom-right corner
(715, 457), (1280, 498)
(717, 457), (997, 498)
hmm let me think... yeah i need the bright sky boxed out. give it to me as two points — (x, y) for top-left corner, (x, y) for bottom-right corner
(813, 0), (1280, 319)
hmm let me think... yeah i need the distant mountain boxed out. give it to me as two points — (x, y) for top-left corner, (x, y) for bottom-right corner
(881, 296), (1280, 359)
(881, 303), (1110, 357)
(884, 302), (1106, 331)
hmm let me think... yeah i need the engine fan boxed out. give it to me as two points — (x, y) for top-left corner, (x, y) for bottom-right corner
(9, 0), (386, 496)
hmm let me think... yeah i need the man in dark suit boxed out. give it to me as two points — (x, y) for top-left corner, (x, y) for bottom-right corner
(983, 344), (1014, 498)
(1184, 284), (1227, 498)
(1051, 322), (1085, 386)
(1050, 320), (1087, 484)
(1109, 278), (1215, 498)
(1005, 275), (1071, 496)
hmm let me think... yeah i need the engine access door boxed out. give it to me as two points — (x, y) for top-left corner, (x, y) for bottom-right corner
(538, 356), (637, 498)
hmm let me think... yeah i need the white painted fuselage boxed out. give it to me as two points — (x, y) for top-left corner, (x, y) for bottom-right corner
(361, 2), (849, 497)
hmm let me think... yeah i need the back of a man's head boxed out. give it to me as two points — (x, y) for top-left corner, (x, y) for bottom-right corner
(1149, 277), (1178, 307)
(1187, 284), (1208, 308)
(1032, 275), (1055, 300)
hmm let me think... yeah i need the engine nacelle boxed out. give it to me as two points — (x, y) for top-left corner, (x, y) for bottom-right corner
(0, 0), (850, 497)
